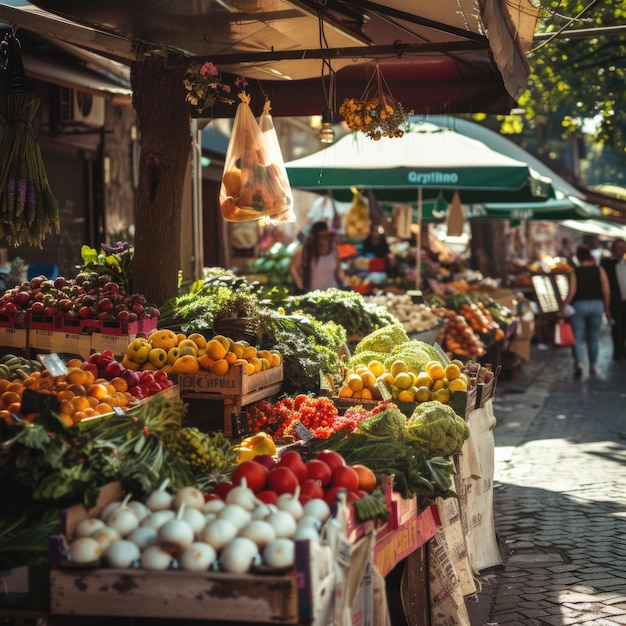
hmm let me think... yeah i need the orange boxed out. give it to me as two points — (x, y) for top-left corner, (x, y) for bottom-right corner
(337, 384), (353, 398)
(351, 464), (377, 492)
(58, 413), (74, 427)
(432, 378), (447, 392)
(96, 402), (114, 415)
(6, 381), (24, 394)
(444, 363), (462, 381)
(71, 396), (91, 412)
(56, 389), (75, 402)
(87, 383), (109, 401)
(66, 358), (83, 369)
(59, 400), (74, 416)
(197, 354), (214, 370)
(72, 410), (88, 424)
(425, 361), (445, 381)
(367, 360), (385, 377)
(245, 362), (256, 376)
(209, 359), (229, 376)
(397, 389), (415, 403)
(270, 351), (282, 367)
(448, 378), (468, 393)
(83, 407), (99, 418)
(360, 387), (373, 400)
(0, 379), (9, 392)
(7, 401), (22, 415)
(110, 377), (128, 393)
(393, 371), (413, 390)
(414, 386), (432, 403)
(224, 351), (238, 365)
(257, 350), (273, 363)
(176, 333), (187, 344)
(415, 372), (433, 389)
(432, 388), (450, 404)
(230, 342), (246, 359)
(248, 357), (263, 373)
(222, 168), (242, 196)
(360, 370), (376, 389)
(66, 384), (87, 397)
(376, 372), (394, 386)
(242, 346), (257, 360)
(212, 335), (232, 352)
(86, 395), (100, 409)
(1, 391), (21, 408)
(205, 339), (227, 361)
(346, 373), (363, 392)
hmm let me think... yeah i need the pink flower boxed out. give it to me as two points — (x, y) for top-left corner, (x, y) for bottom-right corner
(200, 62), (218, 77)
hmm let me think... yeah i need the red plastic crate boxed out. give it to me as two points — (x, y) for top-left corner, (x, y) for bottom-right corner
(0, 313), (26, 329)
(25, 312), (58, 331)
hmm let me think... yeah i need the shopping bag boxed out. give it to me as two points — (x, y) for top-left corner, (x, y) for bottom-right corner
(220, 93), (293, 223)
(554, 319), (575, 346)
(256, 100), (295, 224)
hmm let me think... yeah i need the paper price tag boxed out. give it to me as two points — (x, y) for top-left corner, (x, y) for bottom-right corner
(37, 353), (68, 377)
(293, 420), (314, 442)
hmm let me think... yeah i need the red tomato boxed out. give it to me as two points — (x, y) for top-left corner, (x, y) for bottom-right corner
(255, 490), (278, 505)
(316, 449), (346, 472)
(330, 465), (359, 492)
(232, 461), (269, 492)
(254, 454), (278, 469)
(278, 450), (307, 482)
(299, 478), (325, 502)
(213, 481), (233, 499)
(323, 485), (346, 507)
(305, 459), (332, 487)
(267, 466), (299, 495)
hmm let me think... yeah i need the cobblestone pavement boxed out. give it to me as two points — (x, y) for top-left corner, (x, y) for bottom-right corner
(466, 320), (626, 626)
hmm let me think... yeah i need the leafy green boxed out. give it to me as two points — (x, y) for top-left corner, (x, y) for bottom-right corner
(354, 323), (409, 354)
(406, 401), (470, 458)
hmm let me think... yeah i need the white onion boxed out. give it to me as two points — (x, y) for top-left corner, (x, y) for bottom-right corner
(74, 517), (106, 539)
(201, 518), (238, 550)
(219, 537), (259, 573)
(179, 542), (217, 572)
(266, 510), (297, 538)
(105, 540), (140, 568)
(141, 545), (173, 571)
(263, 538), (295, 569)
(127, 526), (158, 550)
(238, 520), (276, 548)
(69, 537), (102, 563)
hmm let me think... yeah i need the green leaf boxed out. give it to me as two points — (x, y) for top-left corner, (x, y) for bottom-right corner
(81, 244), (98, 264)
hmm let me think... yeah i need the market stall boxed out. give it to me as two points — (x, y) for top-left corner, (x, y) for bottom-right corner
(0, 256), (513, 625)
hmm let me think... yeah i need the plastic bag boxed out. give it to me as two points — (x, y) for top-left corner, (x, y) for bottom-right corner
(256, 100), (295, 224)
(554, 319), (574, 347)
(220, 93), (293, 223)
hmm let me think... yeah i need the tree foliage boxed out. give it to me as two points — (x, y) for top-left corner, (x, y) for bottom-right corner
(474, 1), (626, 186)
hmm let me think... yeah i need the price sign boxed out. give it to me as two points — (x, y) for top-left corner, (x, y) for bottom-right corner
(37, 353), (68, 377)
(293, 420), (314, 443)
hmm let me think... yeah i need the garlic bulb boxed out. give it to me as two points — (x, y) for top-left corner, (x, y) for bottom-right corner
(201, 518), (238, 550)
(179, 542), (217, 572)
(238, 520), (276, 548)
(141, 545), (173, 571)
(105, 540), (140, 569)
(144, 479), (173, 512)
(74, 517), (106, 539)
(219, 537), (259, 574)
(263, 538), (295, 569)
(69, 537), (102, 563)
(172, 486), (205, 511)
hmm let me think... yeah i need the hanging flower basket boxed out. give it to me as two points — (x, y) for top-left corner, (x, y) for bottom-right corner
(182, 61), (235, 115)
(339, 65), (413, 140)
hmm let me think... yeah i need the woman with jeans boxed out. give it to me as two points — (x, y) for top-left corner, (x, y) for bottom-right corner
(561, 244), (611, 376)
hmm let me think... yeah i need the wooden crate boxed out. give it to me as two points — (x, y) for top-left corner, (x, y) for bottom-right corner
(178, 364), (283, 436)
(49, 568), (298, 623)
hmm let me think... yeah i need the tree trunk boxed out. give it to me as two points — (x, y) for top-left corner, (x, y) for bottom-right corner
(130, 56), (191, 305)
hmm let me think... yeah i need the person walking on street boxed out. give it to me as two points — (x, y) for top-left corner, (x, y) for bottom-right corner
(561, 244), (611, 376)
(600, 238), (626, 360)
(290, 221), (345, 293)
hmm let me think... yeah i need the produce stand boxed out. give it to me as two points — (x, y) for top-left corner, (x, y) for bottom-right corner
(177, 364), (284, 437)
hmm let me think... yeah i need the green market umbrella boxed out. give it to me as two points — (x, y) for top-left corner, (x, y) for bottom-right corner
(286, 121), (555, 204)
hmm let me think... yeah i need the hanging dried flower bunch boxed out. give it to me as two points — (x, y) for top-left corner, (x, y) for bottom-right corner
(339, 65), (413, 140)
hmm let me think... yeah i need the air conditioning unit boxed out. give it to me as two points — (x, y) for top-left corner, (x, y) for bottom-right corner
(58, 88), (105, 127)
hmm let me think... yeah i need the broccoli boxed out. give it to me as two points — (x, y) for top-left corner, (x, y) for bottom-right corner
(356, 404), (407, 441)
(354, 323), (410, 354)
(405, 401), (470, 458)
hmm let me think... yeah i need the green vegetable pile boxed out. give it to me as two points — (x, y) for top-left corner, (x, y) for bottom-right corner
(406, 401), (470, 458)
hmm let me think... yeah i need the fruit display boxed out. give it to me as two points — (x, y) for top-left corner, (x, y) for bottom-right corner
(0, 349), (174, 425)
(437, 309), (485, 357)
(365, 293), (445, 334)
(0, 272), (159, 326)
(248, 241), (298, 286)
(0, 353), (44, 381)
(121, 329), (282, 378)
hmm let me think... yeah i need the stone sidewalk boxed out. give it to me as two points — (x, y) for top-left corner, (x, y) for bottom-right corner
(466, 321), (626, 626)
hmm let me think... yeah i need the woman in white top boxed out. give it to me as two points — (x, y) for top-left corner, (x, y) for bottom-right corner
(290, 221), (345, 293)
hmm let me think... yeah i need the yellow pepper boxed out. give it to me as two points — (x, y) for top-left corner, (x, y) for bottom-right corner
(235, 431), (277, 463)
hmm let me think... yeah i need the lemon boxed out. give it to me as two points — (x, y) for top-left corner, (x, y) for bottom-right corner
(414, 386), (432, 403)
(448, 378), (468, 393)
(432, 388), (450, 404)
(390, 360), (409, 377)
(415, 372), (433, 388)
(398, 389), (415, 403)
(425, 361), (445, 381)
(393, 371), (414, 390)
(367, 360), (385, 377)
(346, 373), (364, 392)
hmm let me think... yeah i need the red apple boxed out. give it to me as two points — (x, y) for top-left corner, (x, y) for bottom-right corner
(104, 360), (124, 379)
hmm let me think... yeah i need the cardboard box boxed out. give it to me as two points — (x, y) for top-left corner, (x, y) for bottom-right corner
(90, 331), (136, 358)
(28, 329), (92, 360)
(0, 326), (28, 350)
(178, 363), (283, 397)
